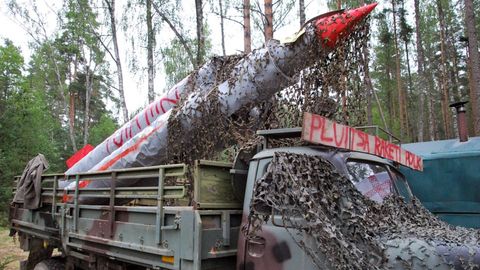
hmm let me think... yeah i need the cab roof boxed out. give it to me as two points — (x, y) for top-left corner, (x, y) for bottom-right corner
(402, 136), (480, 160)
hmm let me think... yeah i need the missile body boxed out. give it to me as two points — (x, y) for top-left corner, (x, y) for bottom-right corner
(64, 3), (378, 199)
(64, 56), (238, 176)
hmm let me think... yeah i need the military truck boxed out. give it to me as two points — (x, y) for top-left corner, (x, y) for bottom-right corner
(11, 111), (480, 269)
(10, 129), (402, 269)
(9, 124), (416, 270)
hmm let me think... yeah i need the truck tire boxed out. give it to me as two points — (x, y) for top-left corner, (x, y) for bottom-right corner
(33, 259), (65, 270)
(25, 245), (53, 270)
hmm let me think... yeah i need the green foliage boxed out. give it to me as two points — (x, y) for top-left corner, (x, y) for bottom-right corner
(371, 9), (400, 136)
(0, 0), (119, 219)
(89, 114), (118, 146)
(0, 256), (14, 270)
(0, 41), (66, 222)
(161, 23), (212, 88)
(0, 40), (24, 98)
(162, 38), (195, 87)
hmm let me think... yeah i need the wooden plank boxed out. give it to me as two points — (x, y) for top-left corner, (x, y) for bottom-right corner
(302, 112), (423, 171)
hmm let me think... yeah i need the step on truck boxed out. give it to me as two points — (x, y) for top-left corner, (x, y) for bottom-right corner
(9, 113), (480, 269)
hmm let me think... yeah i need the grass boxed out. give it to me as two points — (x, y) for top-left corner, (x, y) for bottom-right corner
(0, 228), (27, 270)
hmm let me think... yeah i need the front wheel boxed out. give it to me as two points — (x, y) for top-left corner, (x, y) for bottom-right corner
(33, 259), (65, 270)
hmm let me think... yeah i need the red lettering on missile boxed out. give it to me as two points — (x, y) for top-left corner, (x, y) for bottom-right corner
(135, 115), (141, 129)
(145, 110), (151, 125)
(159, 97), (178, 114)
(113, 134), (123, 147)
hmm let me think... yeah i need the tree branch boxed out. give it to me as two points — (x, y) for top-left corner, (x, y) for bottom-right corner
(211, 11), (244, 26)
(91, 29), (117, 63)
(152, 3), (196, 67)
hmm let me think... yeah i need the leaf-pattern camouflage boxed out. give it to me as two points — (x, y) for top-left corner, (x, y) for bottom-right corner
(248, 152), (480, 269)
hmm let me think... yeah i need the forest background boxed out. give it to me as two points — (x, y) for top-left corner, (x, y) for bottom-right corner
(0, 0), (479, 223)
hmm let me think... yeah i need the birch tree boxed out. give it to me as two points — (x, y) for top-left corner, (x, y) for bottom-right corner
(146, 0), (155, 102)
(195, 0), (205, 66)
(104, 0), (129, 121)
(244, 0), (251, 53)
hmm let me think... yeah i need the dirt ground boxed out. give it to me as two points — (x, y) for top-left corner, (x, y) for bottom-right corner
(0, 228), (27, 270)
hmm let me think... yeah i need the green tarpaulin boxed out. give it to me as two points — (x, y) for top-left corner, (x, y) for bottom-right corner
(400, 137), (480, 228)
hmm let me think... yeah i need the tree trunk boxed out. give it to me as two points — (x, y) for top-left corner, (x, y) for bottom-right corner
(243, 0), (251, 53)
(436, 0), (452, 139)
(219, 0), (226, 56)
(363, 41), (375, 127)
(449, 45), (461, 101)
(404, 42), (413, 94)
(299, 0), (305, 26)
(146, 0), (155, 103)
(414, 0), (425, 142)
(387, 68), (394, 130)
(401, 0), (413, 95)
(337, 0), (341, 9)
(83, 68), (93, 146)
(391, 0), (409, 140)
(68, 90), (77, 151)
(465, 0), (480, 135)
(105, 0), (128, 121)
(264, 0), (273, 41)
(428, 96), (436, 140)
(195, 0), (205, 66)
(467, 51), (476, 134)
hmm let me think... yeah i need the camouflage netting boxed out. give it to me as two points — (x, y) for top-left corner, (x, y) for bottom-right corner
(166, 17), (371, 167)
(265, 17), (371, 129)
(248, 152), (480, 269)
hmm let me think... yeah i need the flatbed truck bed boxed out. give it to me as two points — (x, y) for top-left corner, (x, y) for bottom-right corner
(10, 161), (242, 269)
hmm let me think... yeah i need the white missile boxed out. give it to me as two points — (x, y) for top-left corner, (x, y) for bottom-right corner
(65, 56), (240, 175)
(64, 3), (378, 199)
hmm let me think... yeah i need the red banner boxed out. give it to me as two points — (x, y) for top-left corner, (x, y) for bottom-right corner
(302, 112), (423, 171)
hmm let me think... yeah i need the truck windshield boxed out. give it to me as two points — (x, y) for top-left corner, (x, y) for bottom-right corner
(346, 160), (395, 203)
(389, 169), (412, 202)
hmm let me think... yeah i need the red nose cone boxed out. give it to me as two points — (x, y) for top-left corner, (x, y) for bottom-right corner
(315, 3), (378, 48)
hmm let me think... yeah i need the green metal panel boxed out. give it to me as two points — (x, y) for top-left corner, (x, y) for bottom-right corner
(194, 160), (242, 209)
(180, 211), (195, 260)
(401, 137), (480, 228)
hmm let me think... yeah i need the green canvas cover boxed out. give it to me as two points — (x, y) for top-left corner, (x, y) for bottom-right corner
(400, 137), (480, 228)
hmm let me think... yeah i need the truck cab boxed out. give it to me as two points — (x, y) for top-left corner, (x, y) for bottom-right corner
(236, 128), (413, 270)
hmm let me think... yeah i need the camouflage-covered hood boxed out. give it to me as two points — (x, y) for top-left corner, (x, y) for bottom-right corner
(248, 152), (480, 269)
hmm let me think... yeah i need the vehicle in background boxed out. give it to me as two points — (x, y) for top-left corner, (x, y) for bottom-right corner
(401, 137), (480, 228)
(400, 101), (480, 229)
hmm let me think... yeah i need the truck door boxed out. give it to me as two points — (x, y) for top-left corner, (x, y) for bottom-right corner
(238, 158), (316, 270)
